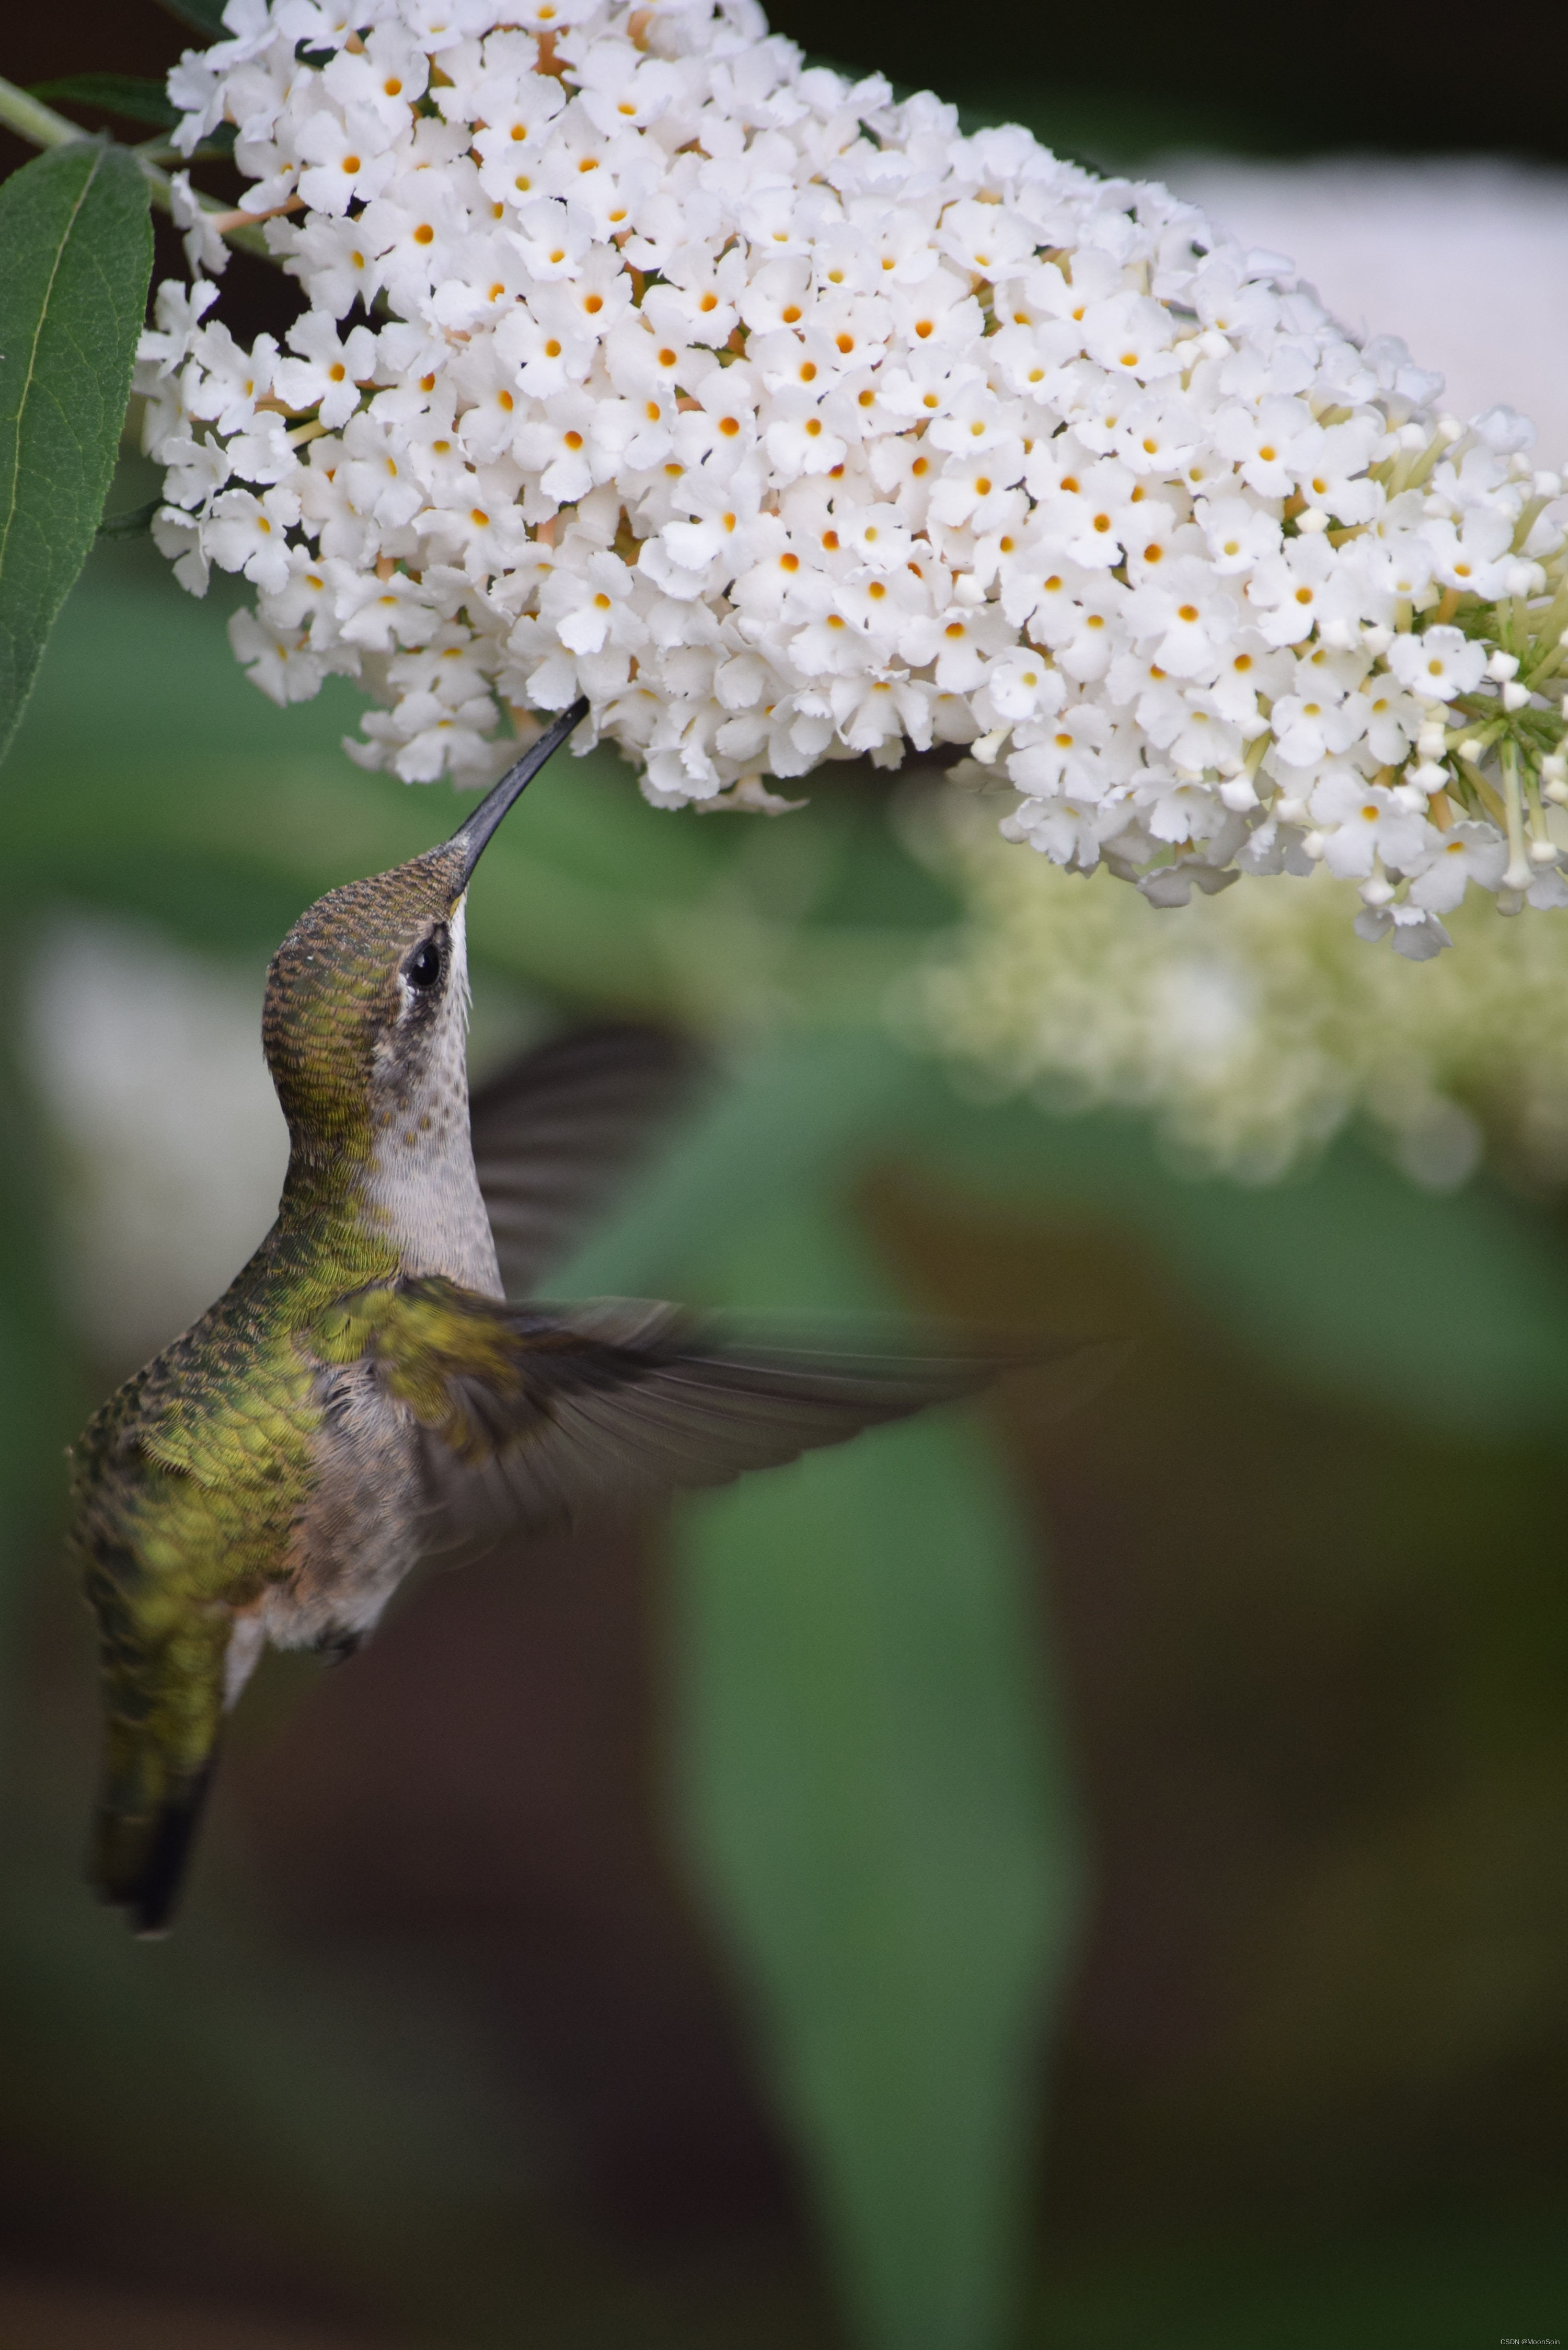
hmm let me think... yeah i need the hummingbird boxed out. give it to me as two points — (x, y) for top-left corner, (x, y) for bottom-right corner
(66, 699), (1076, 1938)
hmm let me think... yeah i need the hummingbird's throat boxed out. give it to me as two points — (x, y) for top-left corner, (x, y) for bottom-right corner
(363, 897), (502, 1298)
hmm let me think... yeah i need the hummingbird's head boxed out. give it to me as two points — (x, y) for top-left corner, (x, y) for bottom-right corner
(261, 842), (471, 1151)
(261, 701), (587, 1166)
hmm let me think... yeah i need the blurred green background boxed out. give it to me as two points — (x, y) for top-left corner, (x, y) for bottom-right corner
(3, 4), (1568, 2346)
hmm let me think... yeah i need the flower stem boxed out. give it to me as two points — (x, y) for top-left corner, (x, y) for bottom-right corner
(1501, 741), (1533, 890)
(0, 71), (272, 260)
(0, 76), (79, 151)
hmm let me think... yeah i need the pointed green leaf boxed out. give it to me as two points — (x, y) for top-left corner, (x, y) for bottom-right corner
(152, 0), (232, 37)
(0, 141), (152, 769)
(96, 496), (161, 540)
(28, 76), (180, 130)
(671, 1201), (1083, 2350)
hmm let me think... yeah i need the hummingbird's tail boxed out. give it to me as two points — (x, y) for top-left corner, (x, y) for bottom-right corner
(86, 1589), (229, 1938)
(92, 1754), (221, 1938)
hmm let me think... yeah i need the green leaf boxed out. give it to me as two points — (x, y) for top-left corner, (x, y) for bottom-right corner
(96, 495), (160, 540)
(1034, 2208), (1568, 2347)
(575, 1070), (1083, 2350)
(151, 0), (232, 37)
(0, 143), (152, 772)
(28, 76), (180, 130)
(185, 122), (239, 159)
(670, 1196), (1082, 2350)
(904, 1086), (1568, 1438)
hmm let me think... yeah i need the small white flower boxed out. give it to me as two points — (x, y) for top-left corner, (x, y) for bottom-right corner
(1387, 626), (1489, 704)
(295, 104), (402, 216)
(203, 483), (301, 594)
(184, 320), (278, 435)
(168, 172), (232, 280)
(1195, 496), (1280, 578)
(1309, 771), (1434, 882)
(1125, 559), (1240, 680)
(1212, 397), (1320, 500)
(228, 605), (327, 703)
(1268, 682), (1367, 770)
(335, 567), (446, 651)
(151, 504), (210, 595)
(322, 26), (430, 131)
(273, 311), (378, 429)
(1246, 535), (1364, 649)
(1406, 820), (1509, 913)
(1352, 901), (1453, 960)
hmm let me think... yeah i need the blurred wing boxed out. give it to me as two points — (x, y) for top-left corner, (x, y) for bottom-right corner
(468, 1021), (706, 1299)
(310, 1277), (1106, 1557)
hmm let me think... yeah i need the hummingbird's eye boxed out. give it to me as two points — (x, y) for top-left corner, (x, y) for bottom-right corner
(406, 938), (443, 990)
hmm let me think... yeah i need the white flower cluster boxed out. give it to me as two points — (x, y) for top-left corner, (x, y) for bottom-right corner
(911, 793), (1568, 1190)
(139, 0), (1568, 948)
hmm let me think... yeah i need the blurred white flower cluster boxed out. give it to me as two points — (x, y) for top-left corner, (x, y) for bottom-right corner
(140, 0), (1568, 945)
(911, 793), (1568, 1187)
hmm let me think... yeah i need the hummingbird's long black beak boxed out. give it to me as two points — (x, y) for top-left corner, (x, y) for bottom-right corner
(448, 697), (590, 886)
